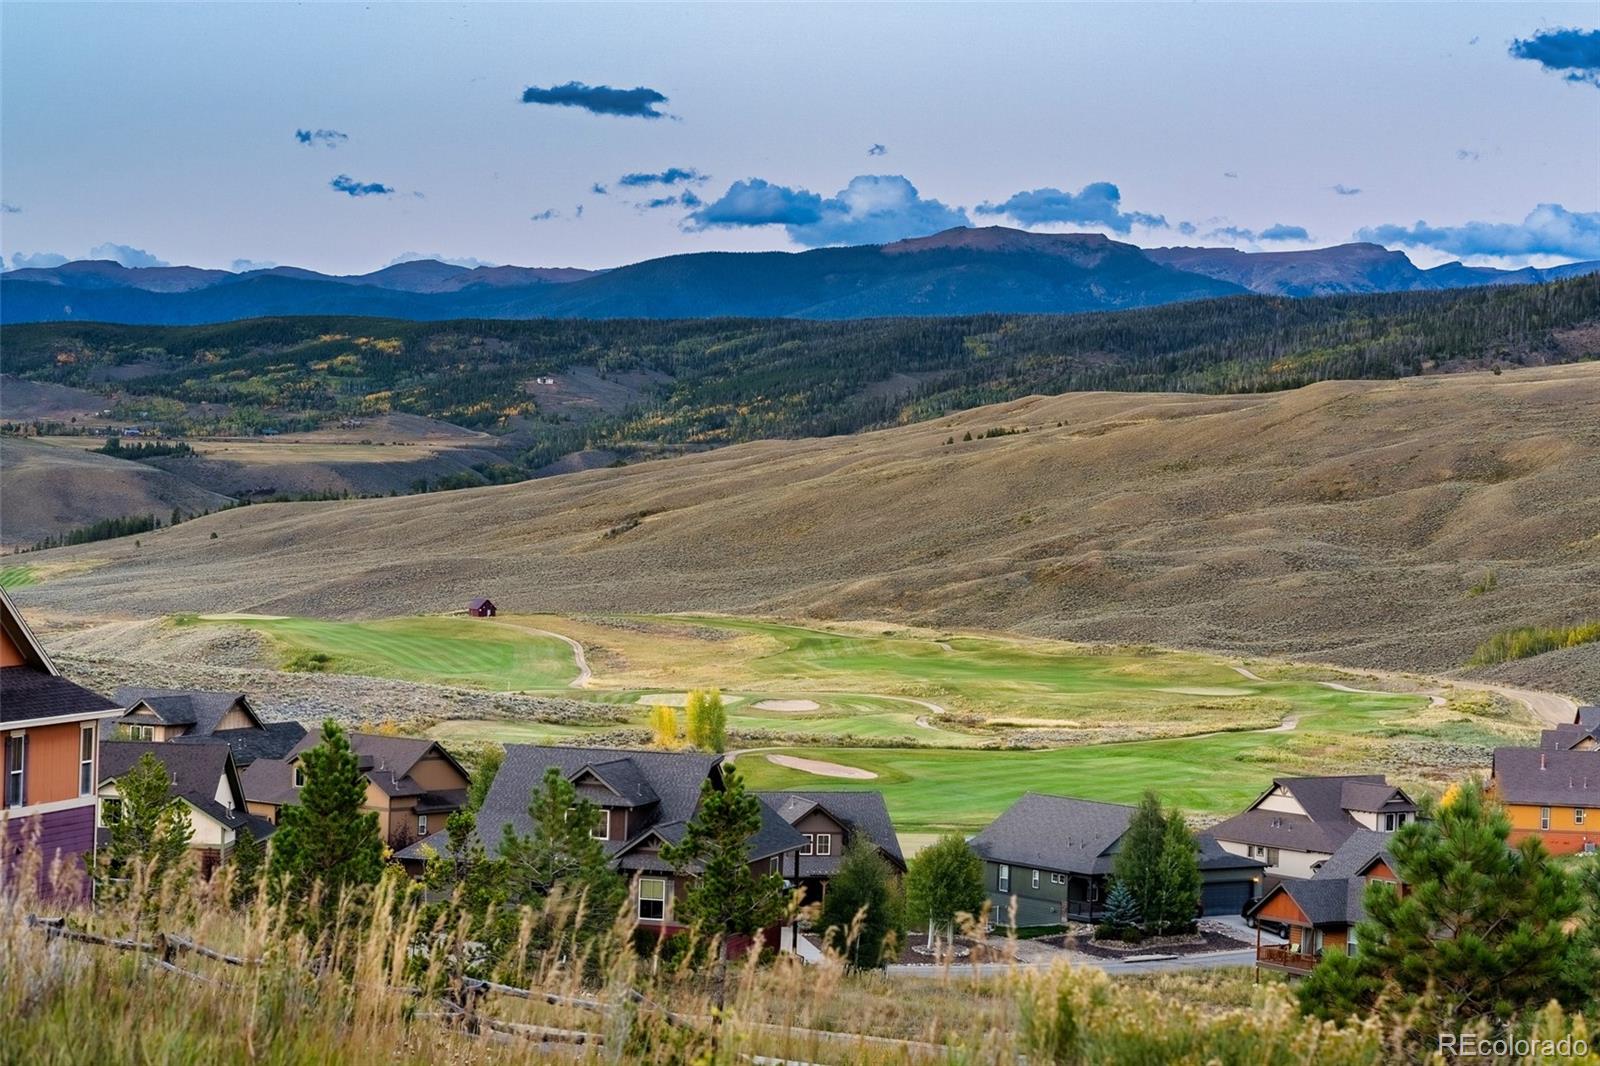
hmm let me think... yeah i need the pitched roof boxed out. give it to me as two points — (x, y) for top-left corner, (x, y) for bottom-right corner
(1576, 706), (1599, 731)
(1272, 877), (1368, 927)
(1491, 747), (1600, 807)
(574, 758), (659, 808)
(756, 790), (906, 874)
(99, 740), (255, 834)
(1, 666), (120, 725)
(288, 732), (451, 783)
(1539, 725), (1599, 751)
(115, 686), (259, 736)
(171, 721), (307, 766)
(1209, 775), (1410, 854)
(1310, 829), (1398, 881)
(476, 745), (724, 859)
(968, 793), (1135, 876)
(0, 586), (58, 675)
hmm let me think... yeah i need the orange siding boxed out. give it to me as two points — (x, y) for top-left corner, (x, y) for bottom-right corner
(21, 722), (90, 805)
(1509, 827), (1598, 856)
(1364, 858), (1399, 882)
(0, 628), (24, 667)
(1255, 890), (1311, 927)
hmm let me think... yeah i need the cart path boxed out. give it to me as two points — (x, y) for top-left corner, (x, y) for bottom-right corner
(482, 620), (592, 688)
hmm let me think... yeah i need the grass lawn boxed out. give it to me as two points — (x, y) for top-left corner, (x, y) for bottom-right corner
(187, 615), (580, 690)
(0, 565), (38, 590)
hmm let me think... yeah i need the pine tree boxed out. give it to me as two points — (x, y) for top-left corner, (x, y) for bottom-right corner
(903, 832), (986, 953)
(100, 752), (194, 909)
(499, 767), (624, 943)
(1098, 880), (1140, 935)
(819, 836), (902, 969)
(648, 704), (679, 748)
(227, 824), (264, 908)
(266, 720), (383, 920)
(1299, 786), (1589, 1036)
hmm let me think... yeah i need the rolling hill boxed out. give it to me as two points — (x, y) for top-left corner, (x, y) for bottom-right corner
(5, 227), (1596, 324)
(15, 364), (1599, 692)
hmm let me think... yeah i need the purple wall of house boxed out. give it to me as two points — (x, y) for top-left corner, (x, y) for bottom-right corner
(2, 803), (96, 899)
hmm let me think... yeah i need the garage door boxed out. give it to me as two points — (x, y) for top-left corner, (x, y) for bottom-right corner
(1201, 880), (1254, 917)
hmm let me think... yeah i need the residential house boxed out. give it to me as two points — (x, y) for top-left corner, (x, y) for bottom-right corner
(968, 793), (1266, 927)
(1539, 724), (1599, 751)
(1208, 775), (1417, 879)
(398, 746), (804, 949)
(242, 733), (470, 848)
(1487, 747), (1599, 855)
(112, 686), (307, 766)
(98, 740), (272, 876)
(0, 588), (124, 896)
(467, 598), (497, 618)
(1247, 829), (1402, 976)
(755, 790), (905, 903)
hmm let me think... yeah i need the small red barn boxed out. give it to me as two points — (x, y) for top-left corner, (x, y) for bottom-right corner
(467, 598), (497, 618)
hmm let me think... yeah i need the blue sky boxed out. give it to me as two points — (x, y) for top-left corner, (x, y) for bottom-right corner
(1, 2), (1596, 273)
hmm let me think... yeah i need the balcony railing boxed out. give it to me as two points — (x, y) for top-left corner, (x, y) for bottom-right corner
(1256, 944), (1319, 973)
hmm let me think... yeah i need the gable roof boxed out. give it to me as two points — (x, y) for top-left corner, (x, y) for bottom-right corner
(1, 666), (121, 726)
(756, 790), (906, 872)
(1310, 829), (1398, 881)
(100, 739), (255, 834)
(1250, 876), (1368, 928)
(286, 732), (467, 784)
(1491, 747), (1600, 807)
(1575, 706), (1599, 731)
(171, 721), (307, 766)
(115, 686), (261, 735)
(968, 793), (1135, 876)
(0, 586), (58, 675)
(1209, 775), (1411, 854)
(1539, 725), (1599, 751)
(574, 758), (660, 807)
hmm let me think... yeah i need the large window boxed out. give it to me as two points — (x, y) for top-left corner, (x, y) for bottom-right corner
(592, 809), (611, 841)
(1576, 808), (1586, 826)
(638, 878), (666, 921)
(4, 734), (24, 808)
(815, 833), (831, 857)
(801, 833), (814, 856)
(80, 725), (96, 796)
(998, 864), (1010, 893)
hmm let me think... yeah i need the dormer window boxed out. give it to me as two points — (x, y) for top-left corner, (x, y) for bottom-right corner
(294, 765), (306, 788)
(593, 809), (611, 840)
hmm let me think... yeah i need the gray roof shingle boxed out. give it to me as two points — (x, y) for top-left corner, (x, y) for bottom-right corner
(100, 739), (255, 834)
(756, 790), (906, 875)
(1, 667), (119, 724)
(1492, 747), (1600, 807)
(115, 686), (256, 736)
(170, 721), (307, 766)
(968, 793), (1135, 876)
(1209, 775), (1411, 854)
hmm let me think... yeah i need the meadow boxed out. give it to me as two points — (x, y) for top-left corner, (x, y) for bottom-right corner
(182, 611), (1538, 834)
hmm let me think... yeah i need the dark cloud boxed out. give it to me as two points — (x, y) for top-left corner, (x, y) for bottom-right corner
(330, 174), (394, 198)
(868, 144), (887, 156)
(530, 209), (560, 222)
(591, 183), (609, 195)
(688, 174), (968, 247)
(574, 204), (585, 219)
(1457, 148), (1481, 162)
(1509, 27), (1600, 88)
(0, 202), (19, 214)
(1332, 184), (1362, 196)
(1357, 203), (1600, 260)
(295, 128), (348, 148)
(89, 242), (170, 268)
(7, 251), (68, 270)
(974, 182), (1166, 234)
(520, 81), (669, 119)
(1222, 171), (1239, 179)
(643, 196), (679, 210)
(617, 167), (707, 187)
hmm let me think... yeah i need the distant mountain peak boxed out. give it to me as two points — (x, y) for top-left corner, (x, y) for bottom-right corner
(882, 225), (1117, 256)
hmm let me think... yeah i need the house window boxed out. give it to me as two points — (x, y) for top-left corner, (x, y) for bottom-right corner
(1576, 808), (1586, 826)
(4, 734), (24, 808)
(998, 864), (1010, 893)
(815, 833), (831, 857)
(592, 809), (611, 841)
(1031, 869), (1040, 889)
(638, 878), (666, 921)
(801, 833), (814, 856)
(80, 724), (96, 796)
(100, 797), (123, 827)
(1382, 813), (1403, 831)
(416, 814), (429, 837)
(1088, 882), (1099, 902)
(1346, 925), (1359, 956)
(1050, 873), (1066, 885)
(294, 766), (306, 788)
(769, 856), (780, 875)
(1541, 807), (1551, 831)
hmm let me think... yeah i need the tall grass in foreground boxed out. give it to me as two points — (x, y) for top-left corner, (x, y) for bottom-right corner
(1470, 620), (1600, 665)
(0, 852), (1589, 1065)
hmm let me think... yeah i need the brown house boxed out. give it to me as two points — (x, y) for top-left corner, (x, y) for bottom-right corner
(755, 790), (905, 903)
(1487, 746), (1599, 856)
(1247, 829), (1403, 976)
(467, 598), (497, 618)
(1208, 775), (1417, 880)
(113, 686), (307, 766)
(398, 745), (804, 952)
(242, 733), (471, 848)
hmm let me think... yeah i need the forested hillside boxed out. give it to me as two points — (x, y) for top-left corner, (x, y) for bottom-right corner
(4, 278), (1596, 468)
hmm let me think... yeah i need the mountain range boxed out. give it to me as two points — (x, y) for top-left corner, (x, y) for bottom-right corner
(3, 226), (1596, 325)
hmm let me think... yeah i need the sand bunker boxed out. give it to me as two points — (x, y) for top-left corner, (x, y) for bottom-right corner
(765, 754), (877, 779)
(753, 699), (820, 712)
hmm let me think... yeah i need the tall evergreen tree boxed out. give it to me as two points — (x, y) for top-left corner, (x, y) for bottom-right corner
(1299, 786), (1589, 1036)
(1110, 791), (1167, 931)
(226, 824), (264, 908)
(903, 832), (986, 953)
(100, 752), (193, 908)
(499, 767), (625, 943)
(818, 836), (902, 969)
(1151, 812), (1203, 934)
(266, 720), (384, 918)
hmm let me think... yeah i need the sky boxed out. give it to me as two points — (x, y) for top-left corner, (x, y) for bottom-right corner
(1, 2), (1597, 274)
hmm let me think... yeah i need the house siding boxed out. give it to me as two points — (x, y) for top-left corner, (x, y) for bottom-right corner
(1504, 802), (1598, 855)
(1, 802), (96, 896)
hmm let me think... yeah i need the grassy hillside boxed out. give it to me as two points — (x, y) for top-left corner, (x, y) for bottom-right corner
(17, 365), (1600, 689)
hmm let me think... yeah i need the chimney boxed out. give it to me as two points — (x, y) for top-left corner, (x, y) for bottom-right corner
(1541, 753), (1547, 770)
